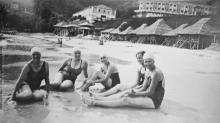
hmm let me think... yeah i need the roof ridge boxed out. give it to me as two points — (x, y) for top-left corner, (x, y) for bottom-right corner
(198, 18), (210, 34)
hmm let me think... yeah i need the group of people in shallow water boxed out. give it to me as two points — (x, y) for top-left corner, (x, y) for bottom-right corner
(9, 46), (165, 109)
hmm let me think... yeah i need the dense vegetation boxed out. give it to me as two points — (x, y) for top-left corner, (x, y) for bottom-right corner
(0, 0), (219, 32)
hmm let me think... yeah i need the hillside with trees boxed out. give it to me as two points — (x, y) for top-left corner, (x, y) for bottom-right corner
(0, 0), (219, 33)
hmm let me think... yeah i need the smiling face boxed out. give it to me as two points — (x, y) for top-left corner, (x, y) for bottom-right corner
(136, 53), (144, 65)
(74, 50), (81, 60)
(144, 58), (155, 70)
(100, 56), (108, 64)
(32, 52), (41, 62)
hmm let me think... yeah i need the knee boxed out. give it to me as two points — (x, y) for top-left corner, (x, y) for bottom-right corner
(121, 97), (129, 105)
(52, 72), (64, 84)
(16, 90), (33, 101)
(93, 70), (101, 77)
(60, 80), (73, 90)
(115, 84), (122, 91)
(33, 90), (46, 100)
(54, 72), (64, 80)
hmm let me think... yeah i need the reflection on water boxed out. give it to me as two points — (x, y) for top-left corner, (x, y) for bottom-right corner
(2, 54), (31, 65)
(2, 66), (23, 82)
(3, 103), (50, 123)
(4, 44), (33, 51)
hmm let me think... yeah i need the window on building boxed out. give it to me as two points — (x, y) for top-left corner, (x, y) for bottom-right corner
(162, 8), (164, 10)
(181, 10), (184, 13)
(150, 7), (152, 10)
(173, 9), (176, 12)
(158, 3), (161, 5)
(146, 7), (149, 10)
(158, 8), (160, 10)
(174, 4), (177, 7)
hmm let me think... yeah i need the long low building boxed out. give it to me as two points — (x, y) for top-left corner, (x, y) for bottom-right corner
(176, 17), (215, 49)
(134, 0), (215, 18)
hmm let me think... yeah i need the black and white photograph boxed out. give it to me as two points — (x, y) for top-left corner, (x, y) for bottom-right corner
(0, 0), (220, 123)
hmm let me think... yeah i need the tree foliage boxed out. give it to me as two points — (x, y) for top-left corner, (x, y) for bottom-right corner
(0, 0), (138, 32)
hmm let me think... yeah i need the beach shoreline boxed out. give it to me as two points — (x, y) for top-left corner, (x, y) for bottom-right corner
(1, 33), (220, 123)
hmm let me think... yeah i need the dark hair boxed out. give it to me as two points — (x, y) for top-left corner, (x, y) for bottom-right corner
(136, 50), (146, 58)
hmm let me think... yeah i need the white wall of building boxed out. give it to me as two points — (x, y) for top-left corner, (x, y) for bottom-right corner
(72, 5), (116, 23)
(135, 0), (215, 18)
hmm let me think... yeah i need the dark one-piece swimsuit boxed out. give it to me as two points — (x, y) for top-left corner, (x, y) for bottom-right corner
(24, 61), (46, 91)
(146, 77), (165, 109)
(109, 72), (120, 88)
(138, 67), (146, 85)
(101, 68), (120, 90)
(62, 59), (83, 84)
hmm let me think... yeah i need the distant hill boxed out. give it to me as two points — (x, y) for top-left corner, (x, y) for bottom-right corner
(44, 0), (138, 18)
(1, 0), (219, 32)
(0, 0), (138, 18)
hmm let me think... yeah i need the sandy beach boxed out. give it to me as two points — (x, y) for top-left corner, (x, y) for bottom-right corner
(1, 33), (220, 123)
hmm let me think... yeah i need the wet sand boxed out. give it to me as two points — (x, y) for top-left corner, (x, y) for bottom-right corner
(1, 33), (220, 123)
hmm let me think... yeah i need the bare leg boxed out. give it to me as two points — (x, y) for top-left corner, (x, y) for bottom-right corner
(82, 71), (112, 91)
(32, 89), (47, 101)
(83, 95), (154, 109)
(59, 80), (74, 91)
(51, 72), (64, 87)
(94, 84), (127, 97)
(15, 84), (33, 101)
(93, 89), (131, 101)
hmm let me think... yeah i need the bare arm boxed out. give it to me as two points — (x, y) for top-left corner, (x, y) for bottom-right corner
(131, 72), (160, 97)
(133, 74), (149, 92)
(58, 59), (69, 71)
(82, 61), (88, 79)
(12, 63), (29, 100)
(44, 62), (50, 95)
(93, 65), (114, 83)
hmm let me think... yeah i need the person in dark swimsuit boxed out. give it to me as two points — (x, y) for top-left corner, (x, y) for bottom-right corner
(52, 49), (88, 91)
(82, 53), (165, 109)
(131, 50), (147, 87)
(10, 47), (50, 103)
(81, 54), (120, 91)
